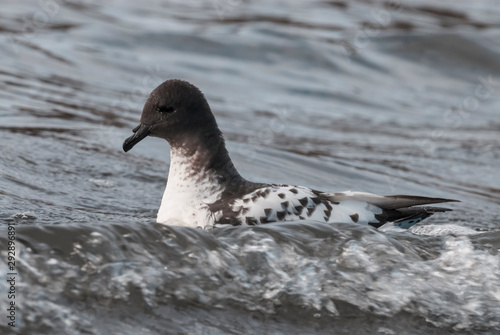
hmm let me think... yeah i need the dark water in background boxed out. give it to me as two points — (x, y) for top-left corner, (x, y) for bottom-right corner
(1, 0), (500, 334)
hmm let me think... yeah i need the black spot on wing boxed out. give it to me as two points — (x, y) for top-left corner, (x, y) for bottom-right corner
(311, 197), (321, 205)
(278, 193), (286, 199)
(276, 211), (286, 220)
(299, 197), (309, 207)
(299, 216), (305, 220)
(255, 188), (271, 198)
(281, 201), (289, 211)
(243, 198), (251, 204)
(260, 216), (275, 224)
(313, 189), (340, 205)
(264, 208), (272, 217)
(350, 213), (359, 223)
(246, 217), (259, 225)
(307, 207), (315, 217)
(323, 201), (333, 220)
(289, 188), (298, 194)
(260, 208), (276, 224)
(293, 205), (303, 215)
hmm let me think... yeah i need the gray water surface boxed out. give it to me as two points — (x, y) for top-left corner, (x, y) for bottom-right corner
(1, 1), (500, 334)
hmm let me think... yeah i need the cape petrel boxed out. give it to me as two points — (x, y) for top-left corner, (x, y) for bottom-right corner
(123, 79), (457, 229)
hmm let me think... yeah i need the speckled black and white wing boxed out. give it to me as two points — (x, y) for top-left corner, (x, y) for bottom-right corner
(212, 186), (377, 227)
(212, 187), (457, 229)
(226, 185), (332, 225)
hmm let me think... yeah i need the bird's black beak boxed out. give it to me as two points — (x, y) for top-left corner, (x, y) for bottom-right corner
(123, 123), (152, 152)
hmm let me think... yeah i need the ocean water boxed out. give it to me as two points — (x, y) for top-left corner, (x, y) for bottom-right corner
(1, 0), (499, 334)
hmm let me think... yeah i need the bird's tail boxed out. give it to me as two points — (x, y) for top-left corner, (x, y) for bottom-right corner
(381, 205), (453, 229)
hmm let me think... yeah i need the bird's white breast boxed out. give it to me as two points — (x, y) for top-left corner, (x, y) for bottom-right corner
(156, 149), (222, 229)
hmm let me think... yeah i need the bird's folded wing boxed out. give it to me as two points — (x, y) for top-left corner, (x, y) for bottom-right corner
(320, 191), (459, 210)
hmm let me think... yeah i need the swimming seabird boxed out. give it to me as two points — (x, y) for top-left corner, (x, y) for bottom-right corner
(123, 79), (457, 229)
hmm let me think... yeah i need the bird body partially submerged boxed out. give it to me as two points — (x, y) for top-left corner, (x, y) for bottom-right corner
(123, 79), (458, 229)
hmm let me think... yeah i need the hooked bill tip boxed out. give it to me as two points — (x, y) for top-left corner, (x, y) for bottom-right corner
(123, 123), (151, 152)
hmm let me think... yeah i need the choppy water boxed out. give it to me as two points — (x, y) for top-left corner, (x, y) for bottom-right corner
(1, 0), (500, 334)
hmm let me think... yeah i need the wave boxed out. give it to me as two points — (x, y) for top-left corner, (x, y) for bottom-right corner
(1, 220), (499, 334)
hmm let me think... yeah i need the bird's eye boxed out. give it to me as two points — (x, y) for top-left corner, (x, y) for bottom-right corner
(157, 106), (175, 114)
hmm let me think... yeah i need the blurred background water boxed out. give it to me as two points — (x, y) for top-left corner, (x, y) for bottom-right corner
(1, 0), (500, 334)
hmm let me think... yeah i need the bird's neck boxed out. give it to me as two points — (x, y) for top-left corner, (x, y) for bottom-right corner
(157, 128), (263, 227)
(165, 130), (244, 199)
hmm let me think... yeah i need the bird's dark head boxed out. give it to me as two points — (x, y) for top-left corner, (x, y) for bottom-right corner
(123, 79), (218, 152)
